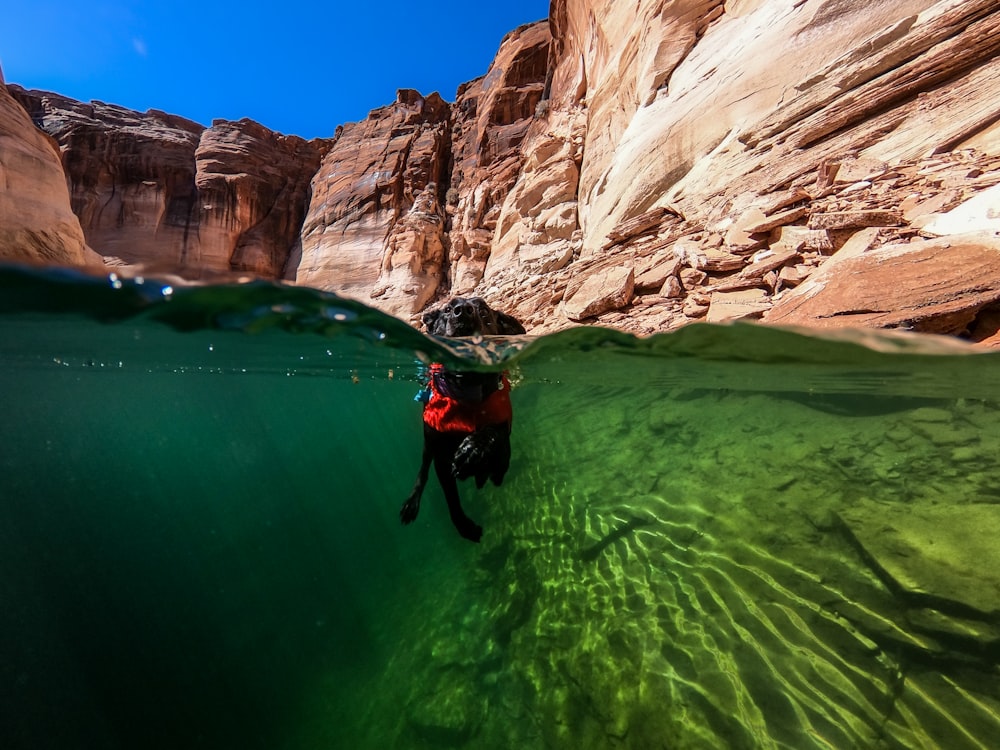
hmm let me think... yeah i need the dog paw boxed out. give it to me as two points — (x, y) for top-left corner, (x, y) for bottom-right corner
(399, 496), (421, 525)
(453, 433), (491, 480)
(453, 424), (509, 482)
(457, 520), (483, 543)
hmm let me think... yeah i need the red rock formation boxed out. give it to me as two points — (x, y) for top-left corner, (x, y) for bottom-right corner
(371, 183), (448, 316)
(196, 119), (328, 277)
(764, 233), (1000, 336)
(9, 87), (206, 270)
(447, 21), (551, 294)
(7, 87), (327, 277)
(476, 0), (1000, 340)
(5, 2), (1000, 344)
(291, 90), (451, 315)
(289, 22), (552, 319)
(0, 76), (101, 268)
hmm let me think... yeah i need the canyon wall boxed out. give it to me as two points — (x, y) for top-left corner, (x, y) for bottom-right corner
(291, 89), (452, 315)
(0, 68), (100, 268)
(288, 20), (550, 320)
(7, 87), (328, 279)
(487, 0), (1000, 338)
(3, 1), (1000, 341)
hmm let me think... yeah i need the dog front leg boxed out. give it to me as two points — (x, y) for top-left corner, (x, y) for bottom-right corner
(400, 439), (432, 525)
(433, 455), (483, 543)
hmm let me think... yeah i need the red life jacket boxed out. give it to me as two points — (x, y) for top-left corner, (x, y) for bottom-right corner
(422, 363), (512, 434)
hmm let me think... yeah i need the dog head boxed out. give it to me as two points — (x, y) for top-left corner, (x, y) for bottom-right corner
(422, 297), (526, 337)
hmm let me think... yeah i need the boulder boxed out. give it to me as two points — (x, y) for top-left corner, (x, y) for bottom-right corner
(634, 252), (682, 293)
(838, 499), (1000, 618)
(739, 205), (809, 234)
(922, 182), (1000, 236)
(807, 210), (902, 231)
(563, 266), (635, 321)
(770, 225), (833, 254)
(706, 289), (771, 322)
(764, 233), (1000, 335)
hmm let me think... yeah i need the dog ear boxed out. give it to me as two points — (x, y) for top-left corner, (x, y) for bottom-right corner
(422, 308), (443, 332)
(494, 311), (526, 335)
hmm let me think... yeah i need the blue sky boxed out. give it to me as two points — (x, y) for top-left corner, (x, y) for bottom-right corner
(1, 1), (549, 139)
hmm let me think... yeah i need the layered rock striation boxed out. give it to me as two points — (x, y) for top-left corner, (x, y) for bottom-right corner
(196, 119), (328, 278)
(8, 86), (328, 278)
(448, 21), (552, 295)
(292, 89), (452, 315)
(487, 0), (1000, 338)
(0, 70), (101, 268)
(292, 21), (551, 319)
(4, 2), (1000, 342)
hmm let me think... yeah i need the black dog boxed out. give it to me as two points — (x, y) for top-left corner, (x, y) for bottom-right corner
(399, 298), (526, 542)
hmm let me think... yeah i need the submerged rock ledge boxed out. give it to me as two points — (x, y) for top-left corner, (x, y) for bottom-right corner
(838, 500), (1000, 621)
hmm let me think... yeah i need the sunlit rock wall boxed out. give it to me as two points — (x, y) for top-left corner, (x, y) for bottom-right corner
(0, 76), (101, 268)
(291, 90), (451, 315)
(542, 0), (1000, 247)
(447, 21), (551, 295)
(475, 0), (1000, 335)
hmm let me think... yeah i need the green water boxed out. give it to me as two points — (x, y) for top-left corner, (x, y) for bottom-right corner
(2, 266), (1000, 749)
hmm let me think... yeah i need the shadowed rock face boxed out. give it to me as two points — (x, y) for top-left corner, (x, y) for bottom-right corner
(7, 86), (328, 278)
(448, 21), (551, 295)
(9, 87), (204, 270)
(5, 2), (1000, 341)
(196, 120), (330, 278)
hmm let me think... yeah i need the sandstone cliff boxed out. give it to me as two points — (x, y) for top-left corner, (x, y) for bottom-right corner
(7, 86), (328, 278)
(3, 1), (1000, 343)
(291, 89), (452, 315)
(0, 68), (101, 268)
(448, 21), (552, 296)
(489, 0), (1000, 340)
(290, 21), (550, 320)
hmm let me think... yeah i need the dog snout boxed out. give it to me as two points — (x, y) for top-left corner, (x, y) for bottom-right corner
(448, 300), (474, 320)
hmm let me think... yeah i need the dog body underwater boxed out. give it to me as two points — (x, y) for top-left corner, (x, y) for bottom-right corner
(399, 298), (526, 542)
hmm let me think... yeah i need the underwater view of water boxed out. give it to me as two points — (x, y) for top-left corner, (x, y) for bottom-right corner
(2, 264), (1000, 749)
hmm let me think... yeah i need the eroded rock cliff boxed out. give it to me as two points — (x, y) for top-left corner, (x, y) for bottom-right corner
(8, 86), (328, 278)
(4, 1), (1000, 342)
(290, 21), (550, 319)
(291, 89), (451, 316)
(487, 0), (1000, 338)
(0, 70), (100, 268)
(448, 21), (552, 295)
